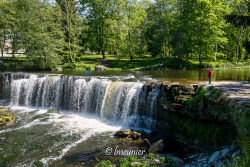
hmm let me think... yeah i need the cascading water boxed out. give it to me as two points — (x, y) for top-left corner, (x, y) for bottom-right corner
(0, 72), (163, 166)
(3, 73), (161, 129)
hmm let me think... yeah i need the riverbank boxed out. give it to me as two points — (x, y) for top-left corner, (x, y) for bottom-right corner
(1, 55), (250, 72)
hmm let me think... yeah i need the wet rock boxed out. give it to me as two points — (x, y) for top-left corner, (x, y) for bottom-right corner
(153, 159), (160, 163)
(220, 148), (230, 158)
(208, 151), (221, 163)
(188, 154), (199, 160)
(170, 85), (195, 96)
(114, 130), (141, 139)
(133, 138), (151, 147)
(148, 139), (164, 153)
(175, 95), (192, 104)
(95, 65), (107, 71)
(0, 137), (6, 140)
(231, 150), (241, 158)
(94, 157), (100, 162)
(184, 164), (196, 167)
(197, 157), (207, 163)
(52, 67), (63, 71)
(47, 109), (60, 114)
(169, 156), (184, 163)
(170, 103), (183, 110)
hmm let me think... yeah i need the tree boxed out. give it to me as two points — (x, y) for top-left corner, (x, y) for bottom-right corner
(175, 0), (230, 63)
(227, 0), (250, 62)
(1, 0), (64, 69)
(80, 0), (114, 59)
(144, 0), (175, 57)
(123, 0), (147, 61)
(0, 1), (12, 59)
(23, 0), (64, 69)
(56, 0), (81, 63)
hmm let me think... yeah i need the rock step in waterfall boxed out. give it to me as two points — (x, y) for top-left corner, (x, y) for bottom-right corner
(3, 73), (162, 129)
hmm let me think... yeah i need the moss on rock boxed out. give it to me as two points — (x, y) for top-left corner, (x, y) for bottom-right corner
(0, 108), (15, 126)
(47, 109), (60, 114)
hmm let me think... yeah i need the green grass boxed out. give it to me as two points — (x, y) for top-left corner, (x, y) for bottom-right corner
(75, 54), (250, 71)
(1, 54), (250, 71)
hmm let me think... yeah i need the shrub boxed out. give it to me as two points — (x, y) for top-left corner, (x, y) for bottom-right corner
(147, 153), (155, 160)
(96, 160), (115, 167)
(120, 158), (130, 167)
(128, 155), (137, 162)
(186, 86), (207, 112)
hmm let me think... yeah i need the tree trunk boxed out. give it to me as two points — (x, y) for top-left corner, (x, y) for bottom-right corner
(65, 1), (73, 63)
(102, 51), (105, 59)
(1, 44), (3, 59)
(130, 56), (133, 62)
(1, 32), (5, 59)
(236, 26), (243, 62)
(11, 42), (15, 58)
(199, 54), (202, 64)
(1, 47), (3, 59)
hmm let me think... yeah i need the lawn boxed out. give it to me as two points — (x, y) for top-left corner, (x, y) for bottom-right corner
(1, 54), (250, 71)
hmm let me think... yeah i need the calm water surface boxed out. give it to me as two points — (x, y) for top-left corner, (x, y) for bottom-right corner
(34, 68), (250, 83)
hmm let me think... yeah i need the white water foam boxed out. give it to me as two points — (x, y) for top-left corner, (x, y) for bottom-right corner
(39, 111), (121, 166)
(3, 107), (121, 166)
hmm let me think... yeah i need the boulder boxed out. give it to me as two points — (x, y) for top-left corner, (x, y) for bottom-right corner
(208, 151), (221, 164)
(114, 129), (141, 139)
(47, 109), (60, 114)
(95, 65), (107, 71)
(52, 67), (63, 72)
(148, 139), (164, 153)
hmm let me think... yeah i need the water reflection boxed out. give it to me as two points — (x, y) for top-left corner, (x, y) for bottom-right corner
(143, 69), (250, 82)
(2, 68), (250, 82)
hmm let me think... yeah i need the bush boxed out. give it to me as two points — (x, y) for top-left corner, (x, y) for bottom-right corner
(96, 160), (115, 167)
(128, 155), (137, 162)
(147, 153), (155, 160)
(159, 157), (174, 164)
(237, 110), (250, 166)
(120, 158), (130, 167)
(186, 86), (207, 112)
(34, 161), (44, 167)
(63, 63), (76, 69)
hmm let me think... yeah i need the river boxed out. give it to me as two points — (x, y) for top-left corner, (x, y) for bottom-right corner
(0, 70), (249, 166)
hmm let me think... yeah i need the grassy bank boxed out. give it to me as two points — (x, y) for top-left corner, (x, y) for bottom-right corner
(1, 55), (250, 71)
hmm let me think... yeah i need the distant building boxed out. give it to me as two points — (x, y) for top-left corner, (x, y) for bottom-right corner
(1, 42), (26, 57)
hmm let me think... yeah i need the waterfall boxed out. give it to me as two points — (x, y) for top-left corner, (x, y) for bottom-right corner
(3, 73), (161, 129)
